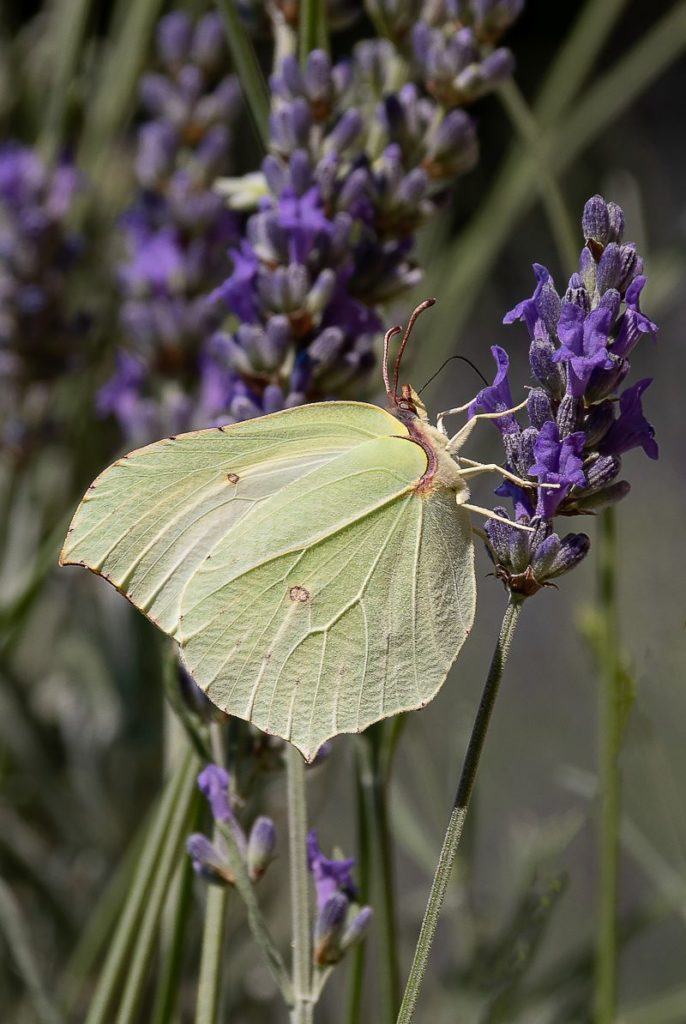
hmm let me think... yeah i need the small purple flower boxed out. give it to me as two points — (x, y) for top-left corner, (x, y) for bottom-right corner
(468, 345), (518, 433)
(187, 833), (234, 885)
(552, 303), (614, 397)
(529, 422), (586, 518)
(612, 276), (658, 358)
(307, 830), (356, 911)
(198, 764), (233, 823)
(601, 379), (658, 460)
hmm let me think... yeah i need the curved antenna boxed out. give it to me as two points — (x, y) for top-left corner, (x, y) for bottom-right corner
(382, 324), (402, 402)
(417, 354), (489, 396)
(391, 297), (436, 402)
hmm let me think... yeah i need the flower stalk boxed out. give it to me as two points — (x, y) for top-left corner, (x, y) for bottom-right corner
(396, 596), (523, 1024)
(595, 506), (622, 1023)
(287, 743), (313, 1024)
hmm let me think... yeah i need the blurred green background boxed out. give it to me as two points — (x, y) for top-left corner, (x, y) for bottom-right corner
(1, 1), (685, 1021)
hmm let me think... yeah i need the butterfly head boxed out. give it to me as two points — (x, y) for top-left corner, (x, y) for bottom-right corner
(395, 384), (429, 422)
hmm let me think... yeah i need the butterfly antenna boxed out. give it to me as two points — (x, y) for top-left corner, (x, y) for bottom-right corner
(417, 355), (490, 396)
(383, 324), (402, 403)
(391, 297), (436, 401)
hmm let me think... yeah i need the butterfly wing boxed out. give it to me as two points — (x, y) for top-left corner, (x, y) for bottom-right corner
(61, 401), (475, 759)
(60, 402), (402, 633)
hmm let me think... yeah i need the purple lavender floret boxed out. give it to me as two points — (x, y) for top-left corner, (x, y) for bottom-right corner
(307, 829), (372, 965)
(480, 195), (658, 596)
(189, 762), (277, 885)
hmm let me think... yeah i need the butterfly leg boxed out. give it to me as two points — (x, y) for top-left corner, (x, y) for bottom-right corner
(459, 501), (534, 532)
(456, 459), (558, 491)
(443, 399), (530, 453)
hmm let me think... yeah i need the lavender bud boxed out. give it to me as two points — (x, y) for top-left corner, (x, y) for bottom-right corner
(606, 201), (625, 242)
(526, 388), (553, 430)
(530, 533), (561, 578)
(582, 194), (610, 247)
(484, 508), (514, 565)
(517, 427), (538, 481)
(583, 453), (621, 491)
(247, 817), (277, 881)
(327, 110), (363, 153)
(341, 905), (373, 951)
(556, 394), (582, 437)
(583, 401), (615, 447)
(585, 358), (629, 404)
(306, 269), (337, 315)
(309, 327), (345, 374)
(616, 243), (639, 294)
(546, 533), (591, 578)
(198, 765), (233, 823)
(579, 246), (597, 291)
(157, 12), (193, 67)
(596, 243), (621, 293)
(305, 50), (333, 107)
(314, 893), (349, 965)
(191, 13), (225, 72)
(186, 834), (234, 886)
(529, 335), (563, 397)
(575, 480), (630, 510)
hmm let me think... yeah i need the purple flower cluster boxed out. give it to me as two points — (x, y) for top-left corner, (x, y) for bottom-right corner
(470, 195), (658, 595)
(187, 764), (277, 884)
(0, 144), (85, 448)
(307, 830), (372, 965)
(98, 11), (241, 444)
(209, 6), (521, 422)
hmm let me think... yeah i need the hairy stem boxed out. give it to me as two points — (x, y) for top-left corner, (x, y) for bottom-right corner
(194, 722), (230, 1024)
(595, 507), (621, 1022)
(287, 744), (313, 1024)
(396, 598), (523, 1024)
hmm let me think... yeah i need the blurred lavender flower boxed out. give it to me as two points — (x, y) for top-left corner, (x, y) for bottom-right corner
(307, 829), (372, 965)
(210, 14), (519, 422)
(0, 143), (87, 449)
(472, 195), (658, 596)
(188, 762), (277, 884)
(99, 11), (241, 444)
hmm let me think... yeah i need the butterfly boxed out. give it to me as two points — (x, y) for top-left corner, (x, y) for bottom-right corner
(60, 300), (535, 760)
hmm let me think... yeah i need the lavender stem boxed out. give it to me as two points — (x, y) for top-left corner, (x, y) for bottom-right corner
(396, 597), (523, 1024)
(287, 743), (313, 1024)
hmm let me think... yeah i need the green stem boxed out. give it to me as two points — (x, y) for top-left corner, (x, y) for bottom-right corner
(345, 749), (372, 1024)
(78, 0), (166, 174)
(114, 754), (200, 1024)
(215, 820), (294, 1004)
(194, 886), (230, 1024)
(194, 722), (230, 1024)
(151, 854), (195, 1024)
(395, 598), (523, 1024)
(356, 728), (400, 1023)
(39, 0), (92, 163)
(299, 0), (328, 66)
(287, 743), (313, 1024)
(595, 507), (621, 1023)
(0, 878), (64, 1024)
(84, 752), (196, 1024)
(216, 0), (270, 150)
(497, 78), (578, 276)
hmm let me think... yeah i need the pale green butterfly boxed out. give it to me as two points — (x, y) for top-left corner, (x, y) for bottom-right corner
(60, 300), (536, 760)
